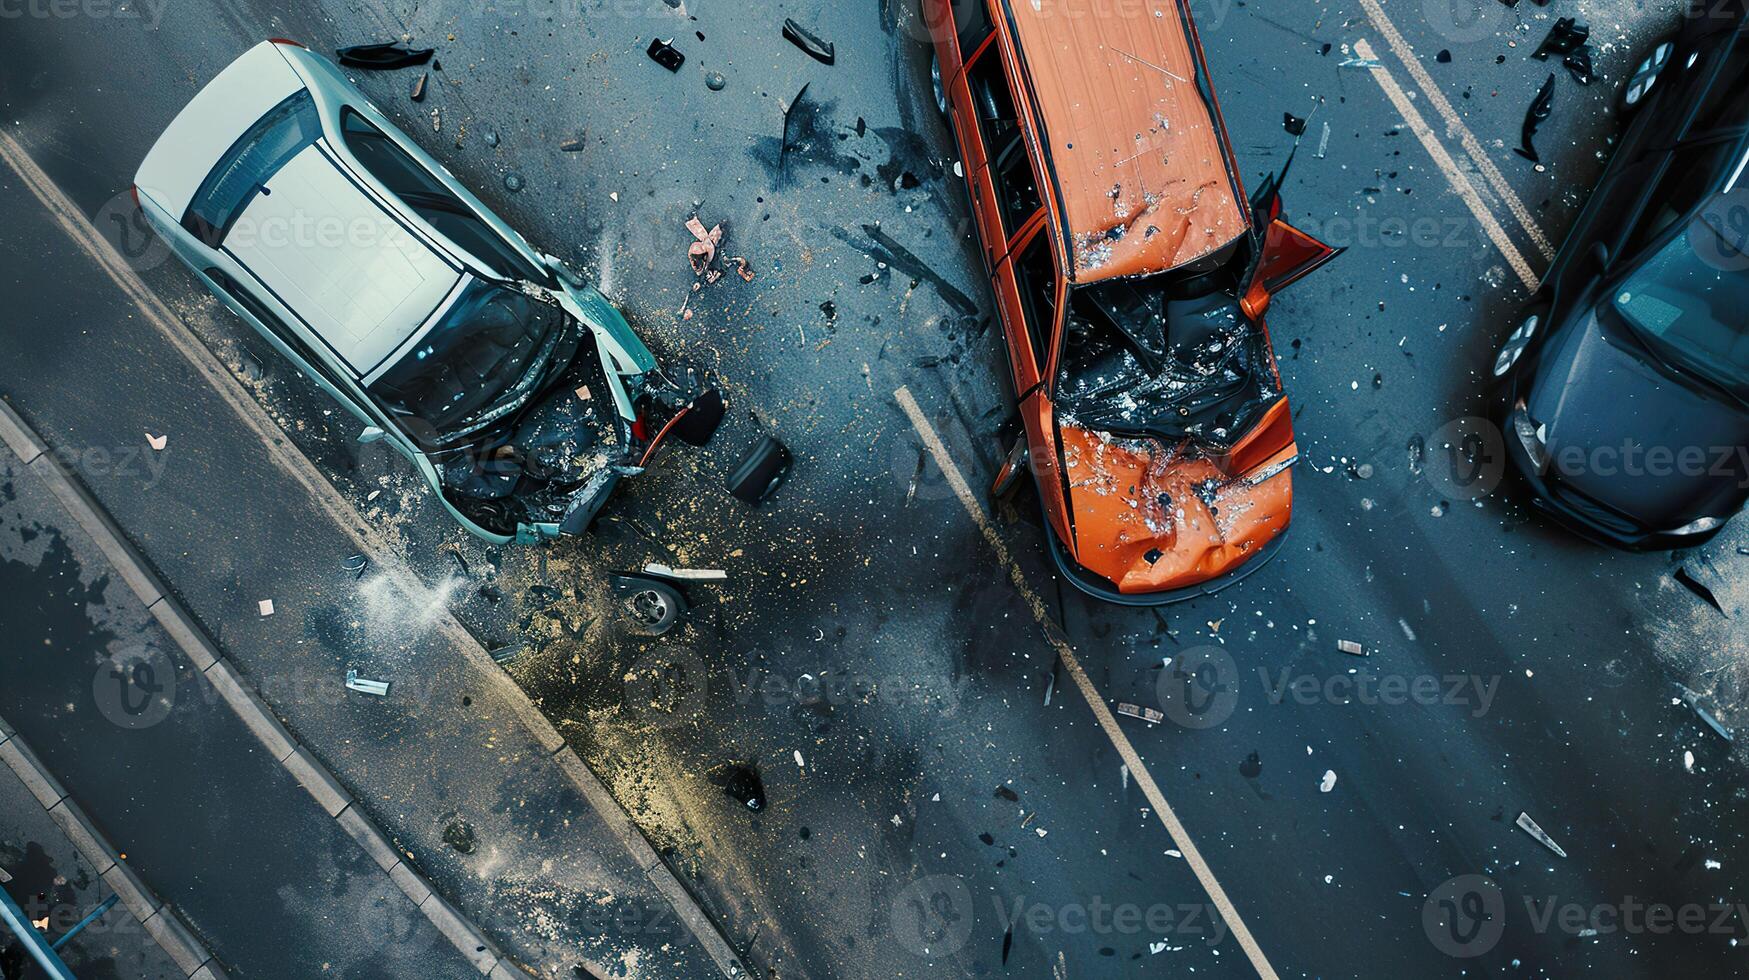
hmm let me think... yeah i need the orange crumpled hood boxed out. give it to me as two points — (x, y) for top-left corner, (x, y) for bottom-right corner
(1058, 423), (1292, 595)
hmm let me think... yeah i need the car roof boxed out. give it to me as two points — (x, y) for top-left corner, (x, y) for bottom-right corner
(225, 144), (462, 376)
(134, 41), (306, 219)
(1002, 0), (1249, 283)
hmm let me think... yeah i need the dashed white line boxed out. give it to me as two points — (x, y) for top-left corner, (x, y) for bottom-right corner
(1358, 0), (1557, 261)
(894, 385), (1281, 980)
(1351, 39), (1543, 292)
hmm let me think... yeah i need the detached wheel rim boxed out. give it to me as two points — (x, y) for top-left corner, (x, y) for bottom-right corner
(628, 589), (671, 626)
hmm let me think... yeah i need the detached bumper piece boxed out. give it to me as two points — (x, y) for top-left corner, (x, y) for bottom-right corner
(727, 436), (791, 506)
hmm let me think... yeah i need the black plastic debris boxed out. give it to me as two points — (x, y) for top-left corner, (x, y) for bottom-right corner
(559, 135), (586, 152)
(993, 785), (1019, 802)
(336, 42), (435, 70)
(1675, 557), (1731, 618)
(647, 37), (685, 72)
(1283, 112), (1307, 136)
(409, 72), (428, 102)
(1515, 74), (1556, 162)
(1563, 45), (1594, 86)
(1436, 49), (1452, 64)
(727, 436), (791, 506)
(1531, 18), (1590, 61)
(782, 18), (836, 65)
(711, 763), (767, 811)
(442, 820), (478, 854)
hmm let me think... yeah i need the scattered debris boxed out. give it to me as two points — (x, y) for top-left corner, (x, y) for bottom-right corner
(559, 135), (586, 152)
(1337, 639), (1367, 657)
(1678, 685), (1735, 742)
(1338, 56), (1382, 69)
(409, 71), (428, 102)
(341, 554), (369, 579)
(1115, 702), (1165, 725)
(145, 432), (168, 451)
(257, 599), (275, 617)
(705, 70), (727, 91)
(442, 819), (477, 854)
(1314, 121), (1331, 159)
(1675, 557), (1731, 617)
(1564, 45), (1594, 86)
(488, 641), (525, 666)
(336, 42), (435, 70)
(1515, 74), (1556, 163)
(1319, 770), (1337, 793)
(685, 216), (725, 281)
(503, 172), (525, 193)
(1685, 750), (1696, 772)
(994, 785), (1020, 802)
(644, 562), (727, 583)
(794, 750), (805, 769)
(711, 763), (767, 811)
(483, 128), (500, 148)
(344, 669), (391, 696)
(1283, 112), (1307, 136)
(1531, 18), (1590, 62)
(646, 38), (685, 72)
(1516, 812), (1568, 858)
(1435, 49), (1452, 64)
(727, 436), (791, 506)
(782, 18), (836, 65)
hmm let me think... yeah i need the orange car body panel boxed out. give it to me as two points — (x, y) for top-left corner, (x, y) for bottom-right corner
(1002, 0), (1249, 281)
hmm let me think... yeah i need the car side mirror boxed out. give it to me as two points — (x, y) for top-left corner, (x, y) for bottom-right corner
(357, 426), (387, 445)
(1590, 241), (1611, 270)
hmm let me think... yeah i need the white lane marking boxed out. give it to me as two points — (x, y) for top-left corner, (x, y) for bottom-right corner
(1351, 39), (1542, 293)
(1358, 0), (1557, 261)
(894, 386), (1281, 980)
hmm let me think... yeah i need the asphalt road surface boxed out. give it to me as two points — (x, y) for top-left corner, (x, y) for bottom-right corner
(3, 0), (1748, 977)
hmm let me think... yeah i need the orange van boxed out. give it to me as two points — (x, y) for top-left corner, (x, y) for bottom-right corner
(923, 0), (1341, 603)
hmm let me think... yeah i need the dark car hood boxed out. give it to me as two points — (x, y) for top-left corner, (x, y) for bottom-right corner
(1527, 311), (1749, 527)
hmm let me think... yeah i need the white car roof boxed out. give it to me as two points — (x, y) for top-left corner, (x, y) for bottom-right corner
(226, 145), (461, 375)
(134, 41), (305, 219)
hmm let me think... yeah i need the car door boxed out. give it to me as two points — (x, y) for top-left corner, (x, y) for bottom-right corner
(994, 219), (1071, 543)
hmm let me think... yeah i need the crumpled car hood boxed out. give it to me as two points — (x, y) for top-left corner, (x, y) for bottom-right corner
(1057, 422), (1292, 594)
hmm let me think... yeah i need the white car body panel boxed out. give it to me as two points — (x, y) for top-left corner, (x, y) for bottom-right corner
(225, 144), (460, 374)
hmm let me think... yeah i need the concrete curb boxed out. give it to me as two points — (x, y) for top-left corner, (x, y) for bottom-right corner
(0, 396), (517, 977)
(0, 720), (228, 979)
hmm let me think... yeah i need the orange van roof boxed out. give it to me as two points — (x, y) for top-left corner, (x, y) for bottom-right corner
(1003, 0), (1249, 283)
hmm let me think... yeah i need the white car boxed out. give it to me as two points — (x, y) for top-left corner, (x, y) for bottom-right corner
(133, 39), (719, 543)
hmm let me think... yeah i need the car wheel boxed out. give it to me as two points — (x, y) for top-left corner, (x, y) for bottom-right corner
(930, 52), (949, 117)
(1620, 38), (1674, 116)
(619, 577), (687, 636)
(1492, 309), (1543, 380)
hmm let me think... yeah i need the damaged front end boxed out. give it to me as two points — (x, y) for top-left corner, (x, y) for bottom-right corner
(1045, 179), (1333, 602)
(413, 272), (716, 545)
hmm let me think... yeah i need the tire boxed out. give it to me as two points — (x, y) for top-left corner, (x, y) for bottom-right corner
(615, 576), (687, 636)
(1620, 38), (1675, 117)
(930, 52), (949, 117)
(726, 436), (791, 506)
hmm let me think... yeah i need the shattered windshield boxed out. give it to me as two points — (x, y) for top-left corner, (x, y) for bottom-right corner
(1055, 274), (1279, 449)
(369, 278), (568, 444)
(1611, 210), (1749, 398)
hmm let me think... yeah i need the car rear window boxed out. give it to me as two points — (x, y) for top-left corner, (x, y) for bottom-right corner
(181, 90), (321, 247)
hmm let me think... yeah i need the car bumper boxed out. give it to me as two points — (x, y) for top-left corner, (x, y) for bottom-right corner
(1039, 499), (1290, 606)
(1502, 418), (1723, 551)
